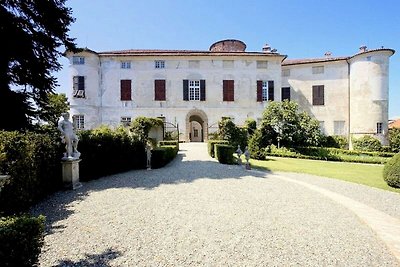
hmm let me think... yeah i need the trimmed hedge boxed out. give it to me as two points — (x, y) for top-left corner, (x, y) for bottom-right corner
(353, 135), (382, 152)
(383, 153), (400, 188)
(0, 215), (45, 267)
(151, 145), (178, 169)
(207, 140), (229, 158)
(78, 127), (147, 181)
(215, 144), (235, 164)
(159, 140), (179, 150)
(0, 130), (63, 214)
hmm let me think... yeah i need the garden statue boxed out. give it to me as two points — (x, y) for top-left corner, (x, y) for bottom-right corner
(236, 145), (243, 165)
(58, 112), (80, 159)
(244, 146), (251, 170)
(146, 142), (152, 170)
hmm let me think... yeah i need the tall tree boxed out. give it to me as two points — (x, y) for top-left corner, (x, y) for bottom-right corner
(38, 93), (69, 126)
(0, 0), (76, 130)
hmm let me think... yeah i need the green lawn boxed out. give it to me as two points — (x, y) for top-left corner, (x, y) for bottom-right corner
(247, 156), (400, 193)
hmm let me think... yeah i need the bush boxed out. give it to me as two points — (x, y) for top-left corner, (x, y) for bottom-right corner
(207, 140), (229, 158)
(0, 215), (45, 267)
(151, 145), (178, 169)
(248, 129), (265, 160)
(159, 140), (179, 150)
(245, 118), (257, 136)
(0, 130), (63, 215)
(218, 118), (248, 151)
(324, 135), (348, 149)
(215, 144), (235, 164)
(389, 128), (400, 153)
(353, 135), (382, 152)
(78, 126), (146, 181)
(383, 153), (400, 188)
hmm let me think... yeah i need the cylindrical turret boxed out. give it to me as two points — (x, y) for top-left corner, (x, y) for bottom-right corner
(209, 39), (246, 52)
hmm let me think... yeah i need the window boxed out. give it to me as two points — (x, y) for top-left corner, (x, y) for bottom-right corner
(257, 80), (274, 102)
(189, 60), (200, 68)
(121, 117), (131, 127)
(281, 87), (291, 101)
(155, 60), (165, 69)
(120, 80), (131, 101)
(183, 80), (205, 101)
(73, 76), (85, 98)
(257, 61), (268, 69)
(312, 66), (324, 74)
(72, 115), (84, 130)
(72, 56), (85, 65)
(377, 122), (383, 134)
(154, 80), (166, 101)
(121, 61), (131, 69)
(223, 60), (234, 68)
(193, 129), (199, 137)
(282, 69), (290, 77)
(334, 121), (345, 135)
(223, 80), (234, 101)
(312, 85), (324, 105)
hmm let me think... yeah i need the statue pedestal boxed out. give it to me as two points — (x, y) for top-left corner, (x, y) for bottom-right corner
(61, 159), (82, 190)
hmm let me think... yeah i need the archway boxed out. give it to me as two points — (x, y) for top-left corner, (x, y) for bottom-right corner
(185, 109), (208, 142)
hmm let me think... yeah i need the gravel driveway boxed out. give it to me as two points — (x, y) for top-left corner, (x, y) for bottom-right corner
(32, 143), (400, 266)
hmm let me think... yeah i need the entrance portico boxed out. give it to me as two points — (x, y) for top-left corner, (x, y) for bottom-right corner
(185, 109), (208, 142)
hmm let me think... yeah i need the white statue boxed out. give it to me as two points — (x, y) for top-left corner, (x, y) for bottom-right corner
(244, 146), (251, 170)
(58, 112), (80, 159)
(236, 145), (243, 165)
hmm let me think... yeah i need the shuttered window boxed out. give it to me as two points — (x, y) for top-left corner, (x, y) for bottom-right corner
(73, 76), (85, 98)
(281, 87), (291, 101)
(257, 80), (274, 102)
(154, 80), (166, 101)
(223, 80), (234, 101)
(312, 85), (324, 105)
(183, 80), (206, 101)
(120, 80), (131, 101)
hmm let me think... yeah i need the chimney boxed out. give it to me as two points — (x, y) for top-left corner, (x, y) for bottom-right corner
(359, 45), (367, 53)
(262, 43), (271, 52)
(324, 51), (332, 57)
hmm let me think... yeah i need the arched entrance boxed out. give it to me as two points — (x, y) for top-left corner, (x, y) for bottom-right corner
(186, 109), (208, 142)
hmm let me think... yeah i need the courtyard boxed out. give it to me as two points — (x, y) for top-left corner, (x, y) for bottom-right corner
(32, 143), (400, 266)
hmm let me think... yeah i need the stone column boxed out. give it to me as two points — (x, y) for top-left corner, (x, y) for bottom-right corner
(61, 159), (82, 190)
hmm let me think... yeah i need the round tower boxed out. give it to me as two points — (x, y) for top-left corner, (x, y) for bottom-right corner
(209, 39), (246, 52)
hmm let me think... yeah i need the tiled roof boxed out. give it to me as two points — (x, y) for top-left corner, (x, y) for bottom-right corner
(389, 119), (400, 129)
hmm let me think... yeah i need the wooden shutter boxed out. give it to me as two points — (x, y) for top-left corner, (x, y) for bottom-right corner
(257, 80), (263, 102)
(120, 80), (131, 101)
(312, 85), (324, 105)
(155, 80), (166, 101)
(281, 87), (290, 101)
(78, 76), (85, 90)
(268, 81), (274, 101)
(200, 80), (206, 101)
(183, 80), (189, 101)
(223, 80), (234, 101)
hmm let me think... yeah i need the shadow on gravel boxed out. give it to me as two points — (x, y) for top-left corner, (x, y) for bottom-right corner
(55, 248), (121, 267)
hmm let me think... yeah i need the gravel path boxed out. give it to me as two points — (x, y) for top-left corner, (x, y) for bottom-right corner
(32, 143), (400, 266)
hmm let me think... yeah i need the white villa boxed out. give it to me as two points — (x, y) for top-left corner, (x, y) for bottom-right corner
(66, 39), (394, 144)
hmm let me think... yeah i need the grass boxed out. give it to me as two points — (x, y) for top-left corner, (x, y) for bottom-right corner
(246, 156), (400, 193)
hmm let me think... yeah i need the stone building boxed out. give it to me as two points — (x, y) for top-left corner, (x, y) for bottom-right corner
(66, 39), (394, 144)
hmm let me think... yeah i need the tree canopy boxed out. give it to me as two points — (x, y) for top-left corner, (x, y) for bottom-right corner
(0, 0), (76, 130)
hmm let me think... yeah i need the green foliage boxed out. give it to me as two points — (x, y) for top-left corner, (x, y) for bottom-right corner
(215, 144), (235, 164)
(207, 140), (229, 158)
(0, 131), (63, 215)
(151, 145), (178, 169)
(389, 128), (400, 153)
(324, 135), (348, 149)
(0, 1), (76, 130)
(207, 132), (220, 140)
(383, 153), (400, 188)
(261, 101), (324, 147)
(218, 118), (247, 150)
(130, 117), (163, 143)
(245, 118), (257, 136)
(0, 214), (45, 267)
(164, 131), (179, 141)
(248, 129), (265, 160)
(38, 93), (69, 126)
(159, 140), (179, 150)
(353, 135), (382, 152)
(78, 126), (146, 181)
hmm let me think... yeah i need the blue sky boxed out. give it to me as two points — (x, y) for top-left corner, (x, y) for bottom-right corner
(55, 0), (400, 118)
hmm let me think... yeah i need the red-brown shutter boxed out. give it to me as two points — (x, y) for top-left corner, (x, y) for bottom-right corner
(312, 85), (324, 105)
(223, 80), (234, 101)
(120, 80), (131, 101)
(257, 80), (263, 102)
(155, 80), (166, 101)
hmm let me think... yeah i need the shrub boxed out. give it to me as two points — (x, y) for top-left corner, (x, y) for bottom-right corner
(353, 135), (382, 152)
(245, 118), (257, 136)
(207, 140), (229, 158)
(159, 140), (179, 150)
(0, 215), (45, 267)
(0, 130), (63, 215)
(130, 117), (164, 142)
(215, 144), (235, 164)
(383, 153), (400, 188)
(151, 145), (178, 169)
(218, 118), (248, 150)
(324, 135), (348, 149)
(248, 129), (265, 160)
(389, 128), (400, 153)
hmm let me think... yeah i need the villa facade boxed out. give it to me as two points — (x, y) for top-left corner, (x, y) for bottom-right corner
(66, 39), (394, 144)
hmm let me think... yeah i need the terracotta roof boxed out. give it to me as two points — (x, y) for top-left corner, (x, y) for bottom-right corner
(389, 119), (400, 129)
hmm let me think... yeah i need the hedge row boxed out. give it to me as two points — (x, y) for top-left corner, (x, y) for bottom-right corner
(0, 215), (45, 267)
(215, 144), (235, 164)
(207, 140), (229, 158)
(151, 145), (179, 169)
(159, 140), (179, 150)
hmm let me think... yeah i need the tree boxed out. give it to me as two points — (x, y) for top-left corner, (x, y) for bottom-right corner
(0, 0), (76, 130)
(37, 93), (69, 126)
(389, 128), (400, 153)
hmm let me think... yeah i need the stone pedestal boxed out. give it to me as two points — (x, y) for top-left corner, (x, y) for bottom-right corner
(61, 159), (82, 190)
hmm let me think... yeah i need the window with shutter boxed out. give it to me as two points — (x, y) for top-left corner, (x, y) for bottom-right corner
(183, 80), (189, 101)
(120, 80), (131, 101)
(312, 85), (324, 105)
(281, 87), (290, 101)
(223, 80), (234, 101)
(257, 80), (263, 102)
(200, 80), (206, 101)
(73, 76), (85, 98)
(268, 81), (274, 101)
(154, 80), (166, 101)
